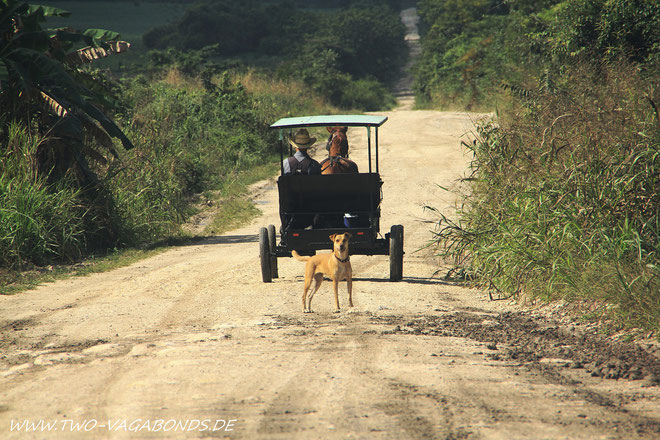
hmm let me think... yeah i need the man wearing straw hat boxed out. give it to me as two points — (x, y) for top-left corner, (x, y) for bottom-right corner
(283, 128), (322, 175)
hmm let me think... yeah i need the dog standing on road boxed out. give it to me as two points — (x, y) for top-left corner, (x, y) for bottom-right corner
(292, 233), (353, 313)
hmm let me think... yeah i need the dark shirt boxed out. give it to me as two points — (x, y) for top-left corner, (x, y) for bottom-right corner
(282, 150), (321, 175)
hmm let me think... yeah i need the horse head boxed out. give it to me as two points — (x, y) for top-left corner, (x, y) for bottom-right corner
(321, 126), (358, 174)
(326, 126), (349, 157)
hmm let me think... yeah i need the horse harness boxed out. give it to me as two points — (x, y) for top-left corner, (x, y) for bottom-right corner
(320, 155), (352, 173)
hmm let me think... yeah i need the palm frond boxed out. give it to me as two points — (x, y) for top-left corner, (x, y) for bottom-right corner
(39, 90), (68, 117)
(65, 41), (130, 66)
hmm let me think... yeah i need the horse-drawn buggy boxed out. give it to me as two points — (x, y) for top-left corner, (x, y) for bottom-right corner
(258, 115), (404, 282)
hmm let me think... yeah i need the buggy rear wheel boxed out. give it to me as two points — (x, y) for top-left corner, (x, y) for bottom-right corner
(259, 227), (272, 283)
(389, 224), (404, 281)
(268, 224), (278, 278)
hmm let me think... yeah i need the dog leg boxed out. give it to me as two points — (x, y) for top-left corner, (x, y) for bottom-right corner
(302, 286), (309, 313)
(302, 272), (314, 313)
(347, 276), (353, 307)
(307, 273), (323, 313)
(333, 279), (340, 313)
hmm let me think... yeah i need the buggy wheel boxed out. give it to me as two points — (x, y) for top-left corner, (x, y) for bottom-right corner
(259, 227), (272, 283)
(268, 224), (278, 278)
(389, 224), (404, 281)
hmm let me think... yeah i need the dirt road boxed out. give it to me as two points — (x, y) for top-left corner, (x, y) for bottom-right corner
(1, 107), (659, 440)
(1, 9), (659, 440)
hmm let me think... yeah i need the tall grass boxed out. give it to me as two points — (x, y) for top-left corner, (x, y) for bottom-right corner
(0, 123), (87, 268)
(431, 62), (659, 332)
(1, 67), (340, 272)
(104, 68), (340, 246)
(238, 69), (338, 117)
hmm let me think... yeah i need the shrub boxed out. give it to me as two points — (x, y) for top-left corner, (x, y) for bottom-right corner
(431, 62), (659, 332)
(338, 78), (397, 111)
(142, 1), (405, 111)
(143, 0), (282, 53)
(0, 123), (87, 267)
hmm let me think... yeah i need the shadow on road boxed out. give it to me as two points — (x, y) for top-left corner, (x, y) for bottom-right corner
(353, 276), (453, 286)
(200, 234), (259, 245)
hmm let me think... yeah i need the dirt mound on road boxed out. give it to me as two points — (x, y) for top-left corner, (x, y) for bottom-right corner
(373, 311), (660, 385)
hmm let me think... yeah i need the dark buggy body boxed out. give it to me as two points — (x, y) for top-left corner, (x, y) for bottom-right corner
(259, 115), (404, 282)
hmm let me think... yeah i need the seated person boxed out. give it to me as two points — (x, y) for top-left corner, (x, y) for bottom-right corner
(282, 128), (321, 175)
(281, 129), (321, 231)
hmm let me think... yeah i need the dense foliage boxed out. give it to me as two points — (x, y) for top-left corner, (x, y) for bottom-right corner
(421, 0), (660, 331)
(0, 2), (340, 269)
(415, 0), (659, 109)
(0, 0), (133, 183)
(1, 123), (86, 266)
(143, 0), (406, 110)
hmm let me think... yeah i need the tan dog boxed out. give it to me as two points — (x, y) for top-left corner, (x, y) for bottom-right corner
(292, 233), (353, 313)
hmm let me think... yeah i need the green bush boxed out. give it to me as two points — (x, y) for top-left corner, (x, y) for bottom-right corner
(431, 62), (659, 331)
(0, 124), (87, 268)
(415, 0), (660, 109)
(338, 78), (397, 111)
(105, 71), (280, 245)
(143, 0), (289, 53)
(551, 0), (660, 63)
(326, 6), (407, 83)
(142, 1), (405, 111)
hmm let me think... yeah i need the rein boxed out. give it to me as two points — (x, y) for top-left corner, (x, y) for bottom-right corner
(321, 155), (349, 172)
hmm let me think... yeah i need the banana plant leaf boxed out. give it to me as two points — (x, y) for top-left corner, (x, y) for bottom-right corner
(6, 47), (134, 150)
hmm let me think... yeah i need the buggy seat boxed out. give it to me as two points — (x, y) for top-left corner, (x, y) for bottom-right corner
(278, 173), (382, 217)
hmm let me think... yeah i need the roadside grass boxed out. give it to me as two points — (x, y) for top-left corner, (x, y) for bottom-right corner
(204, 162), (279, 235)
(204, 199), (261, 236)
(0, 163), (282, 295)
(0, 246), (169, 295)
(0, 124), (87, 268)
(429, 62), (660, 335)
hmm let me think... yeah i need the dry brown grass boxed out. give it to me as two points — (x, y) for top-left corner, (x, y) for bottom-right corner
(237, 69), (333, 113)
(161, 68), (202, 90)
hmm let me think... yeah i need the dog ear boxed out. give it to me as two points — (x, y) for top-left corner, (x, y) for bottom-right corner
(345, 232), (352, 239)
(329, 234), (336, 241)
(326, 126), (334, 133)
(340, 126), (348, 133)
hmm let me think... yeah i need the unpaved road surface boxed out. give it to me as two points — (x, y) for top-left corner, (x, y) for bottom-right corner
(2, 110), (659, 440)
(1, 9), (659, 440)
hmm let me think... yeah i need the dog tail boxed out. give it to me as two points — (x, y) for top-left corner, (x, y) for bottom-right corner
(291, 251), (309, 262)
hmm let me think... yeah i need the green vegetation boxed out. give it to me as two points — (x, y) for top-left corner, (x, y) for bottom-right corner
(1, 0), (137, 269)
(142, 0), (406, 110)
(415, 0), (658, 109)
(0, 124), (86, 267)
(420, 0), (659, 333)
(1, 0), (356, 284)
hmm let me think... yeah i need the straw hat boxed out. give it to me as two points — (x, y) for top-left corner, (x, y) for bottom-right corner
(288, 128), (316, 149)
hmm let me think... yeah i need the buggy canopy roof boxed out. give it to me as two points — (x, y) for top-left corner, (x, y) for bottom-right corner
(270, 115), (387, 129)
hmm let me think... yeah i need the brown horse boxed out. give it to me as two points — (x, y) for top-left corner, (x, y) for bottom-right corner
(320, 126), (359, 175)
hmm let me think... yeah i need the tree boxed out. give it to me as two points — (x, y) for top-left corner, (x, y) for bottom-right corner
(0, 0), (133, 183)
(330, 6), (407, 82)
